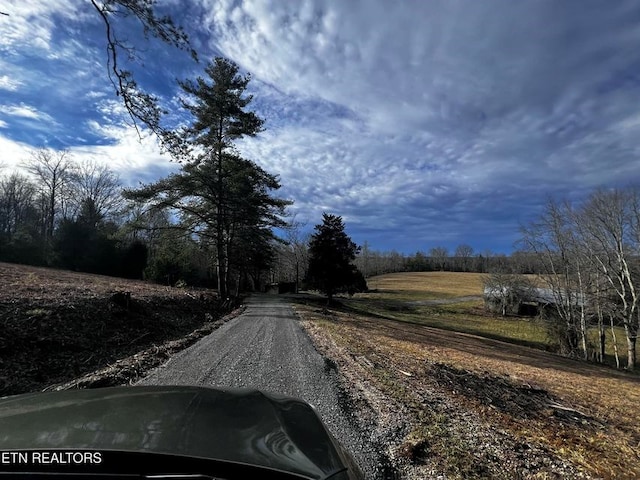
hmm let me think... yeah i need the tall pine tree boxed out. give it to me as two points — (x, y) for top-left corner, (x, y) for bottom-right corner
(125, 57), (289, 296)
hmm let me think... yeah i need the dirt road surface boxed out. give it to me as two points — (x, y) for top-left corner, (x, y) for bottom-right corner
(137, 294), (389, 478)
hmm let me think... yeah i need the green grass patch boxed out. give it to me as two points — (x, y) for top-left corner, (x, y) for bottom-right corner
(585, 326), (629, 367)
(344, 297), (551, 350)
(342, 294), (631, 367)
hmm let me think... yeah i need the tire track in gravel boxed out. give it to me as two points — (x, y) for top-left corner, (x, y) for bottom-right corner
(137, 294), (393, 479)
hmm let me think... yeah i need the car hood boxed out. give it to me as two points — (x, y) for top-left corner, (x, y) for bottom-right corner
(0, 385), (349, 479)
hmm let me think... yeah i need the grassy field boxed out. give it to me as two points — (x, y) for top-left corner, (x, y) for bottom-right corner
(347, 271), (629, 366)
(365, 271), (484, 300)
(295, 271), (640, 478)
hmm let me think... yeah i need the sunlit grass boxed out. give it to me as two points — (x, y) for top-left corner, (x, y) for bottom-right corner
(363, 271), (484, 299)
(346, 272), (630, 366)
(347, 297), (550, 350)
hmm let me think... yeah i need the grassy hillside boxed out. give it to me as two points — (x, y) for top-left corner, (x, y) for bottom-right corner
(366, 271), (485, 299)
(0, 262), (233, 396)
(294, 272), (640, 478)
(349, 272), (628, 365)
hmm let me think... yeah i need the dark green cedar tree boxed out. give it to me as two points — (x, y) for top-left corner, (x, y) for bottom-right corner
(307, 213), (366, 303)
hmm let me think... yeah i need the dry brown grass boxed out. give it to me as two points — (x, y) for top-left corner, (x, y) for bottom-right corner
(364, 271), (485, 299)
(0, 262), (225, 396)
(295, 270), (640, 478)
(295, 300), (640, 479)
(0, 262), (193, 303)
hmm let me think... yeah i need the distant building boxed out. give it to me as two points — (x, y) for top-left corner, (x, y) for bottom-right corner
(264, 281), (297, 294)
(483, 286), (585, 316)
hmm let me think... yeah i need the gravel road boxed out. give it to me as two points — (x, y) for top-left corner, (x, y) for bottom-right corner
(137, 294), (389, 479)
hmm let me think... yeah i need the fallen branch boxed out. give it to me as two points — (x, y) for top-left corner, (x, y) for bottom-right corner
(547, 402), (590, 418)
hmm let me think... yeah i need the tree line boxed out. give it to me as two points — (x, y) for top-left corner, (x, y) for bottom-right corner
(271, 228), (552, 289)
(0, 150), (141, 276)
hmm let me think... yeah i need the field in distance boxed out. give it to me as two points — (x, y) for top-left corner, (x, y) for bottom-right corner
(350, 271), (628, 364)
(294, 271), (640, 478)
(365, 271), (485, 300)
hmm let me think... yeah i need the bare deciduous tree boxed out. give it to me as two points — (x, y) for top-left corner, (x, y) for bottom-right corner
(23, 149), (75, 242)
(520, 200), (589, 358)
(482, 272), (535, 317)
(70, 159), (123, 220)
(429, 246), (448, 271)
(0, 173), (36, 238)
(578, 189), (640, 369)
(279, 217), (310, 292)
(521, 188), (640, 369)
(454, 243), (474, 271)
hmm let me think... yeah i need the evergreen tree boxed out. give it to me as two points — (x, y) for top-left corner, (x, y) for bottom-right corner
(125, 57), (289, 297)
(119, 240), (148, 280)
(54, 198), (120, 274)
(307, 213), (366, 303)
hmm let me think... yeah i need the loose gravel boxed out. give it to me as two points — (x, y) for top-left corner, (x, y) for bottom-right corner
(137, 294), (391, 479)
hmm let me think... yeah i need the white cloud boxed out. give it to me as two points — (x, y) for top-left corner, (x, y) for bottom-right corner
(68, 126), (178, 186)
(0, 1), (86, 52)
(0, 125), (177, 189)
(0, 75), (21, 91)
(0, 136), (33, 170)
(3, 103), (46, 120)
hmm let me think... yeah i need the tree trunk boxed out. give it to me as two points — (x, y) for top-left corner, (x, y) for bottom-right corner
(626, 335), (636, 370)
(610, 315), (620, 369)
(215, 138), (226, 298)
(216, 246), (227, 298)
(580, 309), (588, 360)
(234, 271), (241, 297)
(595, 290), (605, 363)
(48, 190), (55, 240)
(215, 228), (227, 298)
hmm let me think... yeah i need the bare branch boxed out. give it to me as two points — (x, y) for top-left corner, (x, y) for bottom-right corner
(89, 0), (198, 138)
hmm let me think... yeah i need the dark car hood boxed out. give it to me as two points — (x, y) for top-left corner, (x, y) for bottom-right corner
(0, 386), (348, 479)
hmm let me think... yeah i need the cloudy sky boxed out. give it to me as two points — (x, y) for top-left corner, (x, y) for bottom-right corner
(2, 1), (640, 254)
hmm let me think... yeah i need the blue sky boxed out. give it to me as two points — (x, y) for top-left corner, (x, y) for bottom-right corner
(2, 1), (640, 255)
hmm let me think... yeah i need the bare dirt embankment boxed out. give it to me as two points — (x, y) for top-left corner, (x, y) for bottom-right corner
(0, 262), (240, 396)
(292, 297), (640, 480)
